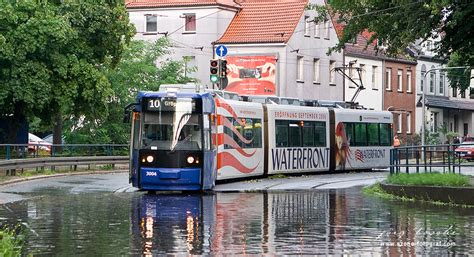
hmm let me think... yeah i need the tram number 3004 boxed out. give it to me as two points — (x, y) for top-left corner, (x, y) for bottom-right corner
(146, 171), (158, 176)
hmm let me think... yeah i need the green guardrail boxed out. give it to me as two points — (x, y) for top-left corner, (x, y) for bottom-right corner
(390, 143), (474, 174)
(0, 144), (129, 160)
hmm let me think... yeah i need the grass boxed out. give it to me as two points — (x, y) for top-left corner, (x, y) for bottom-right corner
(363, 183), (415, 202)
(386, 172), (471, 187)
(363, 183), (474, 208)
(0, 227), (24, 257)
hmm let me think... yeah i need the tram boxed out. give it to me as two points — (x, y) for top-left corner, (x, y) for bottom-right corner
(125, 85), (393, 191)
(125, 89), (217, 191)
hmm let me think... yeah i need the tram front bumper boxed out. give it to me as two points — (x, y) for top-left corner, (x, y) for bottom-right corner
(140, 167), (202, 191)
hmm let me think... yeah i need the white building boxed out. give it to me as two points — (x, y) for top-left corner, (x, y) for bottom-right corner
(341, 33), (384, 110)
(126, 0), (344, 101)
(127, 0), (239, 84)
(408, 40), (474, 139)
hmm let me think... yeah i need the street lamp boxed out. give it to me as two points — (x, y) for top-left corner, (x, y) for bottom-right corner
(420, 66), (470, 147)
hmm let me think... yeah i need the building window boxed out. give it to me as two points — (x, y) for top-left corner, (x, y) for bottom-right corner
(452, 87), (457, 97)
(304, 16), (310, 36)
(397, 114), (402, 133)
(426, 40), (433, 51)
(406, 112), (411, 134)
(385, 68), (392, 90)
(406, 71), (412, 93)
(429, 66), (435, 93)
(359, 64), (365, 85)
(461, 89), (466, 98)
(145, 14), (157, 32)
(348, 63), (355, 87)
(397, 69), (403, 92)
(420, 64), (426, 93)
(184, 13), (196, 32)
(313, 58), (320, 83)
(439, 73), (445, 95)
(324, 20), (330, 39)
(372, 66), (378, 89)
(329, 60), (336, 84)
(297, 56), (304, 81)
(314, 22), (320, 38)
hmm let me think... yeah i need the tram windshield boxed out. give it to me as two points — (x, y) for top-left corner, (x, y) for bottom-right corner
(141, 99), (202, 151)
(142, 112), (202, 151)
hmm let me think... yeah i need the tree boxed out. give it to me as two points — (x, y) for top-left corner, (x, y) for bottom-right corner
(325, 1), (474, 67)
(447, 52), (471, 91)
(0, 1), (134, 143)
(64, 38), (196, 144)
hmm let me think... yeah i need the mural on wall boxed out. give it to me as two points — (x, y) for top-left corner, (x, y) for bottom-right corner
(224, 55), (277, 95)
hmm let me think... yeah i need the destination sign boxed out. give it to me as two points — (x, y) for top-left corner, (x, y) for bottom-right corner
(142, 97), (201, 112)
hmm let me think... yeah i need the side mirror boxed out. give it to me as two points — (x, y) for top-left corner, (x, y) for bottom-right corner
(123, 111), (131, 123)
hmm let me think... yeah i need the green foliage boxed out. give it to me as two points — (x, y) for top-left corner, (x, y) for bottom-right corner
(387, 172), (471, 187)
(326, 1), (474, 66)
(447, 52), (471, 91)
(65, 39), (196, 144)
(0, 226), (25, 257)
(363, 183), (413, 201)
(0, 1), (135, 143)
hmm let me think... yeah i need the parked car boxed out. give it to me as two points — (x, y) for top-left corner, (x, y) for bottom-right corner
(454, 141), (474, 161)
(28, 133), (52, 153)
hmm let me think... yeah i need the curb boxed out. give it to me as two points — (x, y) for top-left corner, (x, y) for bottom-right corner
(0, 170), (128, 187)
(380, 181), (474, 206)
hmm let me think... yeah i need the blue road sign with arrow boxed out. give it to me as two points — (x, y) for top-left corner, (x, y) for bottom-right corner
(215, 45), (228, 57)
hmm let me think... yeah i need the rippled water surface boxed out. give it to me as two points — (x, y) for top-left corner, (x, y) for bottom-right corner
(1, 187), (473, 255)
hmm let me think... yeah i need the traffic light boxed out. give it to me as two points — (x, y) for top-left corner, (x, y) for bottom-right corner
(219, 59), (227, 78)
(210, 59), (219, 83)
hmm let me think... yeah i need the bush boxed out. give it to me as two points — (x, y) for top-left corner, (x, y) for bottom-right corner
(0, 227), (24, 257)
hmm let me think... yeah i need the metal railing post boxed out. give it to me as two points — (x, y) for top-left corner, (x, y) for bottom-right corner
(405, 147), (409, 174)
(390, 148), (394, 174)
(415, 147), (419, 173)
(423, 145), (427, 173)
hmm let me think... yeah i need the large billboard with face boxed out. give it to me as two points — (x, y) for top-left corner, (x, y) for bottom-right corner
(224, 55), (277, 95)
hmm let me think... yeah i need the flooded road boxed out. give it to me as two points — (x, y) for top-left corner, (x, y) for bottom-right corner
(0, 175), (473, 255)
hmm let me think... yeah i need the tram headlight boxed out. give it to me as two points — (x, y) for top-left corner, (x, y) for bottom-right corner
(187, 156), (195, 164)
(146, 155), (154, 163)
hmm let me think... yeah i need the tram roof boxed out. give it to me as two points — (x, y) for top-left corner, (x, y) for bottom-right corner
(137, 91), (212, 99)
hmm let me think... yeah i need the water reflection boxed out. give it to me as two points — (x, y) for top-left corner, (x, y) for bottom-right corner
(130, 189), (474, 255)
(0, 188), (473, 255)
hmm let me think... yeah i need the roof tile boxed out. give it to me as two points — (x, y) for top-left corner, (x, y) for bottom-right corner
(126, 0), (238, 8)
(217, 0), (308, 44)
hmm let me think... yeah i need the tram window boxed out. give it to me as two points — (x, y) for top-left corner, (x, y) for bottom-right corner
(379, 123), (392, 146)
(289, 121), (301, 147)
(303, 121), (315, 147)
(251, 119), (262, 148)
(354, 123), (368, 146)
(367, 123), (380, 146)
(275, 120), (289, 147)
(203, 115), (211, 151)
(132, 113), (141, 150)
(314, 121), (327, 146)
(224, 117), (262, 149)
(223, 117), (235, 149)
(242, 118), (254, 148)
(344, 123), (354, 146)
